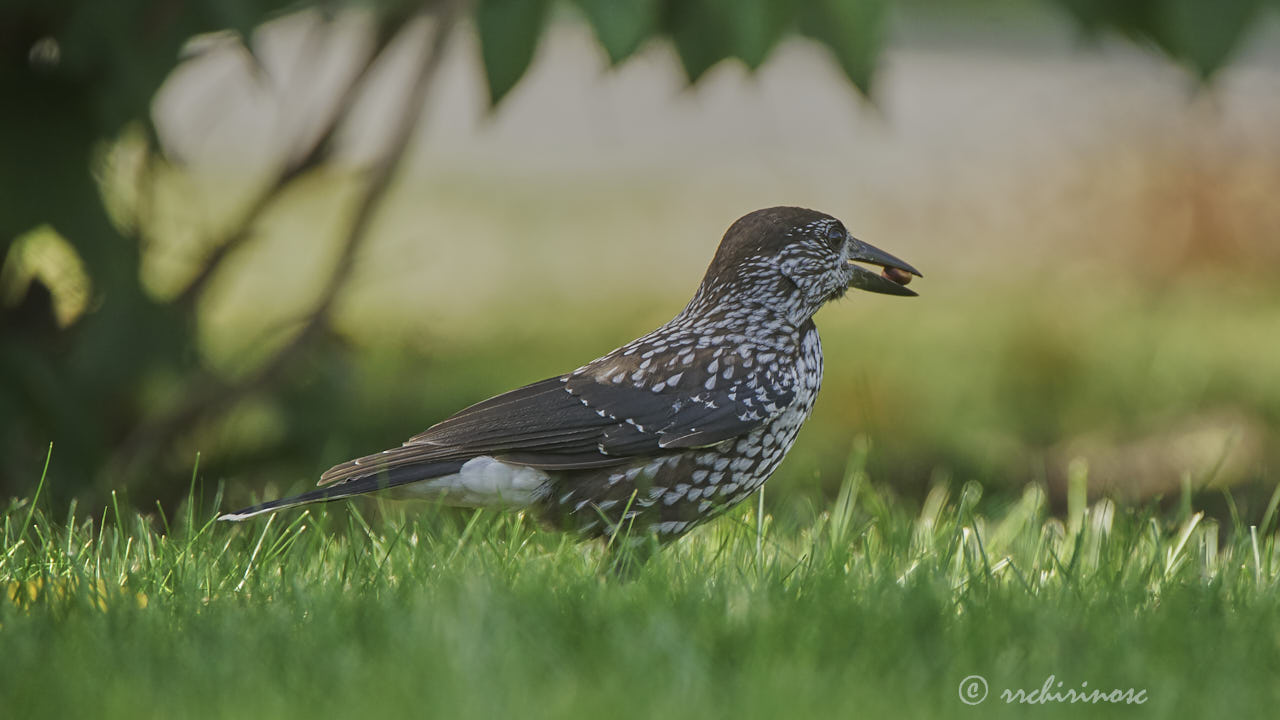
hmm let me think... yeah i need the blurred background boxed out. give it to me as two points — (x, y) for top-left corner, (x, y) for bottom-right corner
(2, 0), (1278, 524)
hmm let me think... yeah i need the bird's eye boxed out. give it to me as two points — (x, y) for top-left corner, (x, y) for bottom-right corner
(825, 223), (847, 248)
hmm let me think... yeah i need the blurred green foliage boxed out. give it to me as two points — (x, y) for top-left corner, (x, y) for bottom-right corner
(1054, 0), (1269, 79)
(1, 0), (1276, 510)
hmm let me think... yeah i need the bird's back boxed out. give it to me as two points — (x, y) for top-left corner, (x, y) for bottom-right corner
(539, 318), (823, 538)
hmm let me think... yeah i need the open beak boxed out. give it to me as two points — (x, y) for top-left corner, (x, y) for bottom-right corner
(847, 237), (922, 297)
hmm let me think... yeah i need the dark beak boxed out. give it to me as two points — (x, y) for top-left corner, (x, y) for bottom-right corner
(847, 238), (922, 297)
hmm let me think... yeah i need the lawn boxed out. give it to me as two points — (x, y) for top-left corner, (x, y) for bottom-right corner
(4, 450), (1278, 719)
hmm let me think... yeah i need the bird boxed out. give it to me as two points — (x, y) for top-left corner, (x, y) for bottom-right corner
(219, 207), (920, 543)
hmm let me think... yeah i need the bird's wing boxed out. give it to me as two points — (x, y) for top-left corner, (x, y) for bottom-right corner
(563, 358), (797, 455)
(318, 349), (796, 486)
(318, 377), (606, 486)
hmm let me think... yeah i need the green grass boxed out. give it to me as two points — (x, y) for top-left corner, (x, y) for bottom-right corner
(4, 449), (1279, 719)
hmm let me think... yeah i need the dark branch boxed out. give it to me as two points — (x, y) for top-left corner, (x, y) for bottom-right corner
(109, 1), (467, 483)
(172, 14), (406, 310)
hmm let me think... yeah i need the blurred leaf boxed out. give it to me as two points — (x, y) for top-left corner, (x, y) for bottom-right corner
(205, 0), (271, 40)
(1052, 0), (1147, 35)
(572, 0), (661, 65)
(1053, 0), (1263, 79)
(800, 0), (889, 96)
(475, 0), (554, 107)
(728, 0), (795, 70)
(662, 0), (792, 81)
(662, 0), (734, 82)
(1156, 0), (1261, 79)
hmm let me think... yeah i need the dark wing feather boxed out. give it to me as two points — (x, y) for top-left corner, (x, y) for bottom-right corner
(227, 459), (467, 518)
(319, 445), (470, 487)
(319, 377), (609, 486)
(409, 378), (596, 446)
(563, 374), (792, 455)
(319, 347), (798, 487)
(407, 377), (620, 457)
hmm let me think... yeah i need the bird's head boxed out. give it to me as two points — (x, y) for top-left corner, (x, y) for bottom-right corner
(692, 206), (921, 322)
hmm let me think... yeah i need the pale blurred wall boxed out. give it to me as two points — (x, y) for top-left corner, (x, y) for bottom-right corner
(146, 9), (1280, 351)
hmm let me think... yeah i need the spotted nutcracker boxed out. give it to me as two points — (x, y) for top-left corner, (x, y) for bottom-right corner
(220, 207), (921, 540)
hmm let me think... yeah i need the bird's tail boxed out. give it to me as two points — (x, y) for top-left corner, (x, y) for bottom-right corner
(218, 460), (467, 522)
